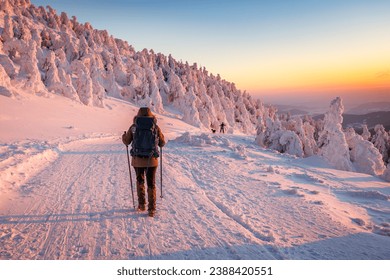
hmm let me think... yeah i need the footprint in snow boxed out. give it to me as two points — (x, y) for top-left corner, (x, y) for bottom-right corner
(282, 188), (305, 197)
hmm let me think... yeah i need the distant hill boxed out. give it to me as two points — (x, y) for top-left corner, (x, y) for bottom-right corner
(314, 111), (390, 133)
(346, 102), (390, 115)
(343, 111), (390, 132)
(272, 104), (310, 116)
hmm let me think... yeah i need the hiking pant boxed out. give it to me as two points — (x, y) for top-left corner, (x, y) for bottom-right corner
(134, 167), (157, 211)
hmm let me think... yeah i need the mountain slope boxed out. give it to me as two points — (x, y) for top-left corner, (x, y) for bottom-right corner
(0, 0), (267, 133)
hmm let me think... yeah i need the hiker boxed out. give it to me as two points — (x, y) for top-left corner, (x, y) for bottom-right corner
(122, 107), (165, 217)
(220, 122), (226, 133)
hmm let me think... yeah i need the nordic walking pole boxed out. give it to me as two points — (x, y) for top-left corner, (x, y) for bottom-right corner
(160, 146), (163, 199)
(124, 135), (135, 209)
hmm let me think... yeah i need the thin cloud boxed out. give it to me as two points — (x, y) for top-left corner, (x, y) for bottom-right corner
(376, 69), (390, 79)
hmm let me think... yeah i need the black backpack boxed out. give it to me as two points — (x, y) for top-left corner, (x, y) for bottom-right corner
(130, 116), (160, 158)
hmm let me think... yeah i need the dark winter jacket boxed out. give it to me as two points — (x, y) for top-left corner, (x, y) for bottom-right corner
(122, 107), (165, 167)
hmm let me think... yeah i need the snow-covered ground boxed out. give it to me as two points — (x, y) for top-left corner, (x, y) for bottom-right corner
(1, 93), (390, 260)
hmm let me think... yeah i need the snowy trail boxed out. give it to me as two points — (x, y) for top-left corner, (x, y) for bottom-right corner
(0, 136), (272, 259)
(1, 134), (390, 260)
(0, 137), (139, 259)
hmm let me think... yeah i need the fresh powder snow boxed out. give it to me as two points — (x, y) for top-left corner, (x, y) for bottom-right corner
(1, 93), (389, 260)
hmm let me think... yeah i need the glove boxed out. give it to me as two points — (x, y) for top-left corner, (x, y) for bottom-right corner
(122, 131), (128, 145)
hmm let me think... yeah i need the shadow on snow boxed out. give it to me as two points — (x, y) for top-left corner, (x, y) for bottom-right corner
(133, 232), (390, 260)
(0, 208), (138, 224)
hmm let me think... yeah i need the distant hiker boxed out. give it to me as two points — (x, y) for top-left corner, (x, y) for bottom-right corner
(122, 107), (165, 217)
(220, 122), (226, 133)
(211, 128), (216, 133)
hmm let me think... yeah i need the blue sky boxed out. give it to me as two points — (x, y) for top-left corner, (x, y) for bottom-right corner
(32, 0), (390, 106)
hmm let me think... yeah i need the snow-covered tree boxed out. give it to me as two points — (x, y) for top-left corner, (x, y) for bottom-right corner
(345, 127), (385, 176)
(256, 116), (284, 152)
(302, 120), (318, 156)
(71, 60), (93, 105)
(145, 68), (163, 113)
(255, 115), (266, 147)
(42, 51), (60, 88)
(289, 117), (317, 157)
(372, 124), (389, 164)
(317, 97), (353, 171)
(0, 64), (13, 97)
(46, 6), (59, 30)
(0, 54), (16, 79)
(0, 0), (13, 13)
(40, 29), (52, 49)
(361, 124), (371, 141)
(182, 86), (202, 128)
(1, 14), (14, 42)
(18, 40), (46, 94)
(59, 11), (71, 29)
(279, 130), (304, 157)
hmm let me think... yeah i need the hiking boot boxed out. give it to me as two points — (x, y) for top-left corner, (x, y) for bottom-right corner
(148, 210), (155, 217)
(136, 182), (146, 208)
(137, 205), (146, 211)
(147, 186), (156, 214)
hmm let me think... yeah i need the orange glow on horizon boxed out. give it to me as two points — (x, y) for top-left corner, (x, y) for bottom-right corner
(225, 62), (390, 97)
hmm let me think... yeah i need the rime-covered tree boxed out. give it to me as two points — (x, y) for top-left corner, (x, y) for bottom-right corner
(0, 0), (13, 13)
(71, 60), (93, 105)
(1, 14), (14, 42)
(0, 64), (13, 97)
(42, 51), (60, 88)
(279, 130), (304, 157)
(302, 120), (318, 156)
(255, 115), (266, 146)
(317, 97), (353, 171)
(372, 124), (389, 164)
(361, 124), (371, 141)
(345, 127), (385, 176)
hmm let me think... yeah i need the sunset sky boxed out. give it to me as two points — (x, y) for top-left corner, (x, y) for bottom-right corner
(33, 0), (390, 107)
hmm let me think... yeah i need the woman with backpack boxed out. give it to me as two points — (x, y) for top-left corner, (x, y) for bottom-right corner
(122, 107), (165, 217)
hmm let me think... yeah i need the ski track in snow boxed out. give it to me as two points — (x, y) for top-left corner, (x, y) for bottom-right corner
(1, 134), (390, 260)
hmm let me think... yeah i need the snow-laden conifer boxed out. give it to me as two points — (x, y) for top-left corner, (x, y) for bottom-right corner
(372, 124), (389, 164)
(317, 97), (353, 171)
(345, 127), (385, 176)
